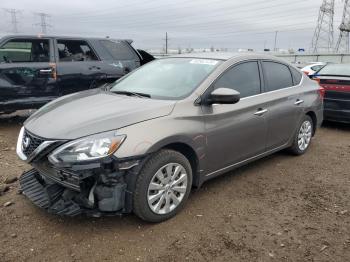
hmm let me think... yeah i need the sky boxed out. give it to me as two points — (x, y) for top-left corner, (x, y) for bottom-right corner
(0, 0), (346, 51)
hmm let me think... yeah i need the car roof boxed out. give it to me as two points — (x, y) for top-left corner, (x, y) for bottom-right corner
(307, 62), (326, 66)
(0, 34), (132, 43)
(168, 52), (288, 63)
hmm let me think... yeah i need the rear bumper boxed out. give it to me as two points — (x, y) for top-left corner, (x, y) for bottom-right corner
(324, 108), (350, 123)
(324, 98), (350, 123)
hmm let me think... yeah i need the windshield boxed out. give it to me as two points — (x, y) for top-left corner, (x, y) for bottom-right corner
(317, 64), (350, 76)
(110, 58), (222, 99)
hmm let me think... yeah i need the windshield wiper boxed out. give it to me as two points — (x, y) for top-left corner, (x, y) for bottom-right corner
(111, 90), (151, 98)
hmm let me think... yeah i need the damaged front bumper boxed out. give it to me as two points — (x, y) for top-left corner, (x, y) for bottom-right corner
(20, 169), (85, 216)
(19, 157), (143, 217)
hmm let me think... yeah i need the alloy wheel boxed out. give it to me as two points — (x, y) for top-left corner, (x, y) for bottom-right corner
(298, 120), (312, 151)
(147, 163), (188, 215)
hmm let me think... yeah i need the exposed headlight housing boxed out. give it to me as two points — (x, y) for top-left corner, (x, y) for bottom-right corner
(48, 131), (126, 164)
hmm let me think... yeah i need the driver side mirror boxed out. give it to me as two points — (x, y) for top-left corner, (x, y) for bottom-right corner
(206, 88), (240, 105)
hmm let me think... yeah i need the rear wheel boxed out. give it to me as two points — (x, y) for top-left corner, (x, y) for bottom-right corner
(289, 115), (313, 155)
(133, 150), (192, 222)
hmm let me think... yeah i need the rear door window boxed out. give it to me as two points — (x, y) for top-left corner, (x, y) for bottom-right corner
(100, 40), (136, 60)
(262, 61), (293, 92)
(213, 61), (261, 98)
(0, 39), (50, 63)
(311, 65), (324, 72)
(57, 39), (98, 62)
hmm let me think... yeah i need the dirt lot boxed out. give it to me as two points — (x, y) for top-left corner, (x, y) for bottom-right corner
(0, 114), (349, 262)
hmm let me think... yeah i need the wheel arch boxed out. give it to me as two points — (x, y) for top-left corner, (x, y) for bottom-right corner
(147, 138), (202, 188)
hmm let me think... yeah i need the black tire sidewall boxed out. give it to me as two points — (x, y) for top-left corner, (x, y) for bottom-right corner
(133, 150), (193, 222)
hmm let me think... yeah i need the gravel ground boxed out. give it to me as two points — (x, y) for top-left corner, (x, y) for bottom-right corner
(0, 113), (349, 262)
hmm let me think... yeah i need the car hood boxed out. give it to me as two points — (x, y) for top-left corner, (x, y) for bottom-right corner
(24, 89), (176, 140)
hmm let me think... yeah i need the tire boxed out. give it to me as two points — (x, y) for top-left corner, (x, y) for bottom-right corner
(289, 115), (314, 155)
(133, 149), (193, 222)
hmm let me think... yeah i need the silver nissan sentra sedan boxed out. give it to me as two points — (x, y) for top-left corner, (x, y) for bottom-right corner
(17, 53), (324, 222)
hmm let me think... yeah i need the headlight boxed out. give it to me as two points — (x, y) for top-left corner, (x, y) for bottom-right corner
(48, 131), (126, 164)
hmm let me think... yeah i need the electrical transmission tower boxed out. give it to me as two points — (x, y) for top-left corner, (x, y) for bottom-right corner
(335, 0), (350, 53)
(34, 12), (51, 34)
(3, 9), (21, 33)
(311, 0), (335, 53)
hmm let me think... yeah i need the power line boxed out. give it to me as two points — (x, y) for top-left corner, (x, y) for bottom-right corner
(14, 0), (339, 50)
(34, 12), (52, 34)
(58, 0), (283, 18)
(3, 8), (21, 33)
(60, 3), (325, 38)
(66, 0), (319, 26)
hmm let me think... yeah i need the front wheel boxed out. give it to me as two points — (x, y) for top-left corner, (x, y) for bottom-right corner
(133, 150), (192, 222)
(289, 115), (314, 155)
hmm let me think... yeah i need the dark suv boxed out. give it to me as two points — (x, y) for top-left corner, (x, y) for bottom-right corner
(0, 35), (153, 114)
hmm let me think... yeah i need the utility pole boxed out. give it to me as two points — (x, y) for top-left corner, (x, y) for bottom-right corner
(3, 9), (21, 33)
(274, 31), (278, 52)
(164, 32), (169, 54)
(310, 0), (335, 53)
(34, 12), (51, 34)
(335, 0), (350, 53)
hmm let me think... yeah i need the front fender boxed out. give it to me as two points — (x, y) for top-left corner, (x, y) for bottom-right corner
(114, 116), (206, 165)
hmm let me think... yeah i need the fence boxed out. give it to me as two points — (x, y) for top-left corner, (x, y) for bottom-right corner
(151, 52), (350, 64)
(276, 53), (350, 64)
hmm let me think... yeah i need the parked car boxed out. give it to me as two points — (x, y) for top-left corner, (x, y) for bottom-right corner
(17, 53), (323, 222)
(301, 62), (326, 76)
(0, 35), (154, 114)
(311, 63), (350, 123)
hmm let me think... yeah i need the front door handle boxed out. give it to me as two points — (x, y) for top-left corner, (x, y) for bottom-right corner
(254, 108), (268, 116)
(294, 99), (304, 105)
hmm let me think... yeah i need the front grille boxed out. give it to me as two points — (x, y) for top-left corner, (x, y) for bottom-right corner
(22, 130), (45, 157)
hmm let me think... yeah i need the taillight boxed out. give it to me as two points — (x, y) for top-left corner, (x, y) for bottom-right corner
(318, 86), (325, 99)
(303, 71), (310, 75)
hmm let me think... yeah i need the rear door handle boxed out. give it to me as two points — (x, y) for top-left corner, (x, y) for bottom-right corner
(294, 99), (304, 105)
(89, 66), (101, 70)
(254, 108), (268, 116)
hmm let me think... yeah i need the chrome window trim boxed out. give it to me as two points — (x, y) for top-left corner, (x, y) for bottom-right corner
(199, 58), (304, 103)
(240, 80), (302, 101)
(210, 83), (302, 105)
